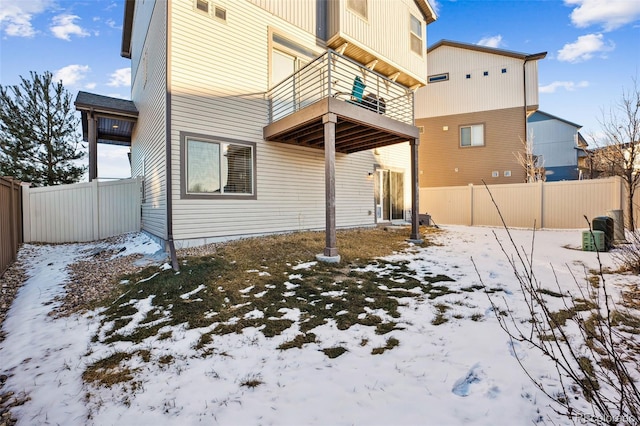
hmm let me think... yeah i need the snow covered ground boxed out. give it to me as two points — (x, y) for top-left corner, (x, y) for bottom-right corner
(0, 225), (638, 425)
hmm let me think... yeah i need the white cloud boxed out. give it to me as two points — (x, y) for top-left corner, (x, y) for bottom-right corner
(557, 33), (614, 63)
(565, 0), (640, 31)
(107, 68), (131, 87)
(85, 82), (97, 90)
(0, 0), (53, 37)
(539, 80), (590, 93)
(53, 64), (91, 87)
(105, 18), (121, 29)
(477, 35), (504, 48)
(50, 14), (90, 41)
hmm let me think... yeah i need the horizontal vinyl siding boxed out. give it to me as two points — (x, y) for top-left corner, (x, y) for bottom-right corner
(247, 0), (318, 36)
(530, 119), (578, 168)
(417, 107), (527, 187)
(130, 0), (167, 240)
(335, 0), (427, 84)
(169, 1), (407, 244)
(416, 47), (529, 118)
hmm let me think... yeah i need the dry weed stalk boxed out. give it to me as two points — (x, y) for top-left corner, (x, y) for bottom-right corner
(474, 182), (640, 425)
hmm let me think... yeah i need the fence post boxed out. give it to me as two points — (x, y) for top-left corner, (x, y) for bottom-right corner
(538, 180), (544, 229)
(21, 184), (31, 243)
(9, 179), (16, 260)
(92, 180), (100, 240)
(468, 183), (474, 226)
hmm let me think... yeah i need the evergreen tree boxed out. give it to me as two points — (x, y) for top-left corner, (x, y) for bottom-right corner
(0, 71), (86, 186)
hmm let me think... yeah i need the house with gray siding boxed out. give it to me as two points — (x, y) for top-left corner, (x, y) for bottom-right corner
(528, 110), (585, 181)
(75, 0), (437, 266)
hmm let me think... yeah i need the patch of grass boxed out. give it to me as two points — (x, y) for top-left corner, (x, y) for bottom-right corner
(158, 355), (174, 365)
(371, 337), (400, 355)
(240, 374), (264, 388)
(470, 313), (484, 322)
(85, 226), (450, 385)
(278, 333), (317, 350)
(537, 288), (566, 298)
(432, 303), (450, 325)
(610, 310), (640, 334)
(549, 300), (597, 328)
(322, 346), (348, 359)
(83, 350), (150, 387)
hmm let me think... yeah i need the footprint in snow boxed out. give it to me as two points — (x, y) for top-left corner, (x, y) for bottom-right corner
(452, 363), (500, 399)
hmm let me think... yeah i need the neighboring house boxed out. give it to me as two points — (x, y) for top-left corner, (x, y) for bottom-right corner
(414, 40), (546, 187)
(579, 141), (640, 180)
(75, 0), (437, 263)
(527, 110), (584, 181)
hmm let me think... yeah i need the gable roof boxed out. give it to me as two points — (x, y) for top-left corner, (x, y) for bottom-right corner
(529, 110), (582, 129)
(428, 39), (547, 61)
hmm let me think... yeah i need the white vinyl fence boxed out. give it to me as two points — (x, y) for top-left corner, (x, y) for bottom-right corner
(22, 178), (142, 243)
(420, 177), (635, 229)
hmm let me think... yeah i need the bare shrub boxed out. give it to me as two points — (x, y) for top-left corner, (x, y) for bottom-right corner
(476, 184), (640, 425)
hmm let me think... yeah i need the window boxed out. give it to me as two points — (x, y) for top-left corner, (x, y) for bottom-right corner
(214, 6), (226, 21)
(483, 71), (489, 76)
(182, 134), (255, 198)
(196, 0), (209, 13)
(460, 124), (484, 147)
(347, 0), (367, 19)
(501, 68), (507, 73)
(466, 74), (471, 79)
(410, 14), (422, 55)
(428, 73), (449, 83)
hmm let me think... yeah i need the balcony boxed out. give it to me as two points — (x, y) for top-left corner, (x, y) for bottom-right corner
(264, 49), (419, 154)
(263, 49), (422, 260)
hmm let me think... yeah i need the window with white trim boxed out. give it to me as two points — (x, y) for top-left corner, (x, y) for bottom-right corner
(184, 135), (254, 196)
(195, 0), (209, 14)
(460, 124), (484, 147)
(410, 14), (423, 55)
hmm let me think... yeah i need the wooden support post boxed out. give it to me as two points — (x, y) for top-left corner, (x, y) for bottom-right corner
(88, 111), (98, 182)
(409, 138), (422, 242)
(323, 113), (339, 258)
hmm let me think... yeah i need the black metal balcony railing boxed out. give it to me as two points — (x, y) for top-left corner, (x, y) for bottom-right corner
(266, 49), (414, 125)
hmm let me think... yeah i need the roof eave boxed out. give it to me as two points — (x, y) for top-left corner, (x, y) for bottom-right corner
(428, 39), (547, 61)
(415, 0), (437, 24)
(121, 0), (135, 59)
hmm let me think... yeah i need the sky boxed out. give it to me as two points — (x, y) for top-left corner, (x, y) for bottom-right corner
(0, 0), (639, 179)
(1, 225), (636, 424)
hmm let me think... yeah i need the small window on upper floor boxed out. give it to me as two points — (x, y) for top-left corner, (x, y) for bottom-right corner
(428, 73), (449, 83)
(214, 5), (226, 21)
(410, 14), (423, 55)
(347, 0), (367, 19)
(196, 0), (209, 14)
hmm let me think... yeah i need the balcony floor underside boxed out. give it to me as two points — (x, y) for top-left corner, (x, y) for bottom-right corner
(263, 97), (419, 154)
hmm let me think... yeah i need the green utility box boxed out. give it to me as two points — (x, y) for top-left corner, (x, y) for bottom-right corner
(582, 230), (605, 252)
